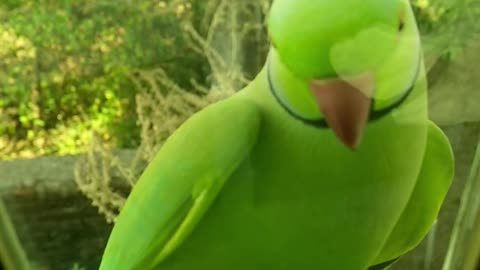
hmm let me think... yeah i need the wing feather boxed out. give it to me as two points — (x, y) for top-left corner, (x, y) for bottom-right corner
(99, 96), (261, 270)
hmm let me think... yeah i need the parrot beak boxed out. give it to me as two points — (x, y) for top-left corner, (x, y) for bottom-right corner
(309, 73), (374, 150)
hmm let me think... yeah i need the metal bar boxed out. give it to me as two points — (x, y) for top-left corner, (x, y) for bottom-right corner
(0, 199), (30, 270)
(442, 137), (480, 270)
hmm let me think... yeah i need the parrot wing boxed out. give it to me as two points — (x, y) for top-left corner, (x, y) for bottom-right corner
(99, 96), (261, 270)
(371, 120), (454, 265)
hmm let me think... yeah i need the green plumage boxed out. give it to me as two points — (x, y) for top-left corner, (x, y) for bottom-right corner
(99, 1), (454, 269)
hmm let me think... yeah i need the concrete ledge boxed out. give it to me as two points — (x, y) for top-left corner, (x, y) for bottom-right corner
(0, 150), (136, 270)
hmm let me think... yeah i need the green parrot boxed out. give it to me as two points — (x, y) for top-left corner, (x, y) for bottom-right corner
(99, 0), (454, 269)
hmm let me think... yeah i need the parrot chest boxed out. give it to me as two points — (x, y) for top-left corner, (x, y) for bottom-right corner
(159, 87), (429, 269)
(160, 115), (428, 270)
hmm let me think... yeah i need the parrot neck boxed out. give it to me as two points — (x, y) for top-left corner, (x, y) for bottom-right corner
(267, 49), (422, 128)
(267, 49), (327, 127)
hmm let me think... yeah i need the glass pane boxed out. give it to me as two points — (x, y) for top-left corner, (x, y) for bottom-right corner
(0, 1), (479, 270)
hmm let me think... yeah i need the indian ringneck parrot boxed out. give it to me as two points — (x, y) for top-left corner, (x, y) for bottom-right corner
(99, 0), (454, 269)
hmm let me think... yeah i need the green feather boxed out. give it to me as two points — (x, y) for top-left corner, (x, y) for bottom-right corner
(100, 95), (261, 270)
(372, 121), (454, 264)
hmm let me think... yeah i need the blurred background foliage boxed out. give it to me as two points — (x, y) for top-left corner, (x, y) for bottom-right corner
(0, 0), (211, 159)
(0, 0), (479, 160)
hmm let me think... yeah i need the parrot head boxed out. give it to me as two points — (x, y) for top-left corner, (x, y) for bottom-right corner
(267, 0), (422, 149)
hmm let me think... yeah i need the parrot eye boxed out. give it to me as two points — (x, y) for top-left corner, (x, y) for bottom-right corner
(398, 9), (406, 32)
(398, 19), (405, 32)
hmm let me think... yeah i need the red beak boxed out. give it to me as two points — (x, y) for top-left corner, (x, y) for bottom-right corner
(309, 74), (374, 150)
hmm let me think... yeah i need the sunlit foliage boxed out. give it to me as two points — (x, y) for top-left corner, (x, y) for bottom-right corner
(0, 0), (208, 159)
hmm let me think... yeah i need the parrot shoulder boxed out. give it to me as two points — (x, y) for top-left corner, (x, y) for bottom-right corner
(100, 94), (262, 270)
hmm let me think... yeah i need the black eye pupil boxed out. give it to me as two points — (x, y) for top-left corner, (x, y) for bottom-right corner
(398, 20), (405, 32)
